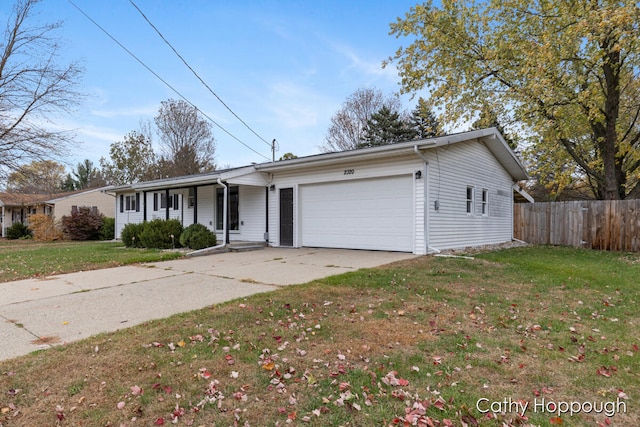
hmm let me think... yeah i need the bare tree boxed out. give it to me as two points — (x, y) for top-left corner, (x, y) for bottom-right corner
(154, 99), (216, 176)
(0, 0), (84, 179)
(320, 87), (402, 152)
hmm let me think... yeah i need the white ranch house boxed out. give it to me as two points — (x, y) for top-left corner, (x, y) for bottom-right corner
(113, 128), (530, 254)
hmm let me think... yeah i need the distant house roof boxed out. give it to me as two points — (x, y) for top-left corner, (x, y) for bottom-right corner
(0, 192), (52, 207)
(0, 186), (114, 207)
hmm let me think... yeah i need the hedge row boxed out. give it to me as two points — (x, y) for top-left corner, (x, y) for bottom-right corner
(121, 220), (217, 250)
(6, 208), (115, 241)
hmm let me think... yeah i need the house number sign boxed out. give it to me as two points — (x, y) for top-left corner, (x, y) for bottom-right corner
(344, 169), (355, 175)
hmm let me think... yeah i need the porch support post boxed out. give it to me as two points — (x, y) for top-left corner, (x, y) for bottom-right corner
(193, 186), (198, 224)
(165, 189), (170, 220)
(143, 191), (148, 221)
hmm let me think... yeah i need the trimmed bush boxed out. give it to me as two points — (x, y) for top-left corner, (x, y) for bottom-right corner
(180, 223), (217, 250)
(100, 217), (115, 240)
(61, 207), (104, 240)
(139, 219), (183, 249)
(6, 222), (32, 240)
(121, 222), (146, 248)
(28, 214), (63, 241)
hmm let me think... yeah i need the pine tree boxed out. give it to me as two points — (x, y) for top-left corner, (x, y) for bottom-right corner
(358, 106), (416, 148)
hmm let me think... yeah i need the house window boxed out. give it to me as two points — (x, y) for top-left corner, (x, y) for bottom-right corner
(125, 195), (136, 211)
(216, 186), (239, 231)
(188, 188), (195, 208)
(466, 186), (475, 214)
(481, 189), (489, 216)
(121, 193), (140, 212)
(160, 193), (172, 209)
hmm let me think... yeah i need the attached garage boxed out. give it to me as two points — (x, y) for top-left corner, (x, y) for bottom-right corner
(299, 175), (414, 252)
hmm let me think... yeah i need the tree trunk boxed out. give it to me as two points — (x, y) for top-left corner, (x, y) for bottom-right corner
(601, 40), (622, 200)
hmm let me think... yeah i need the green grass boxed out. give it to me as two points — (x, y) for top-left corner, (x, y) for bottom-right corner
(0, 240), (184, 282)
(1, 245), (639, 426)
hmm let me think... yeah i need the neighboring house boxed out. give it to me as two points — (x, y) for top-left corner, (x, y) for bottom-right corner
(112, 128), (530, 255)
(0, 187), (115, 237)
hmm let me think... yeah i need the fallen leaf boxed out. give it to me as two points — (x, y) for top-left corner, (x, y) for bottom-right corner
(262, 360), (275, 371)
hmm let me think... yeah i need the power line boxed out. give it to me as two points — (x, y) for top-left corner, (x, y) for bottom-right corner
(129, 0), (272, 148)
(67, 0), (271, 161)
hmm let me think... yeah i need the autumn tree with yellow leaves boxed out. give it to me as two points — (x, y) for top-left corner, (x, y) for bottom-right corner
(387, 1), (640, 199)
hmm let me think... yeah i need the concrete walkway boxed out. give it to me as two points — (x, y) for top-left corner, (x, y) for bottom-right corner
(0, 248), (414, 362)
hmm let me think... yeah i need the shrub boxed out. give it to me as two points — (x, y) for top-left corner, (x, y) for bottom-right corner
(5, 222), (32, 240)
(61, 207), (104, 240)
(121, 222), (146, 248)
(139, 219), (183, 249)
(100, 217), (115, 240)
(28, 214), (64, 241)
(180, 223), (217, 250)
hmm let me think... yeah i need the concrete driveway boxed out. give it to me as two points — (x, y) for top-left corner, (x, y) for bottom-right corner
(0, 248), (414, 362)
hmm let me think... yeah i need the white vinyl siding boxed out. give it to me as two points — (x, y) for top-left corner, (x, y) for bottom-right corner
(238, 186), (266, 242)
(115, 192), (144, 238)
(196, 185), (215, 232)
(428, 140), (514, 250)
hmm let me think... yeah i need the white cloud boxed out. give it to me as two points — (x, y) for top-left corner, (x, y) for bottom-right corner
(90, 104), (157, 119)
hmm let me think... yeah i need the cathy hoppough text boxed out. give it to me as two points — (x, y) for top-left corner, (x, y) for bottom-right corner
(476, 397), (627, 418)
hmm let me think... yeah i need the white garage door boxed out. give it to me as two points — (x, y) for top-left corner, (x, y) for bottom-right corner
(300, 175), (414, 252)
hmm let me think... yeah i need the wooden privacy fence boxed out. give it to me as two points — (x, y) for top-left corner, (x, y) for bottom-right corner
(514, 200), (640, 251)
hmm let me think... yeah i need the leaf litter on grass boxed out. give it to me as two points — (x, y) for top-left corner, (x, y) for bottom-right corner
(1, 246), (638, 426)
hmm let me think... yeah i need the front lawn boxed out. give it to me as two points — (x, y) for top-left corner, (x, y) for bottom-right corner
(1, 246), (638, 426)
(0, 240), (183, 283)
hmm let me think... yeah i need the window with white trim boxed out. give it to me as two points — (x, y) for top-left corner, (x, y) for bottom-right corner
(481, 189), (489, 216)
(466, 186), (475, 214)
(160, 193), (172, 209)
(123, 194), (139, 212)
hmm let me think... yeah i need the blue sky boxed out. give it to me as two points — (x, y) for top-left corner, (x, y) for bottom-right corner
(14, 0), (426, 170)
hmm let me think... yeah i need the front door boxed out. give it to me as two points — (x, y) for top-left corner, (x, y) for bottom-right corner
(279, 188), (293, 246)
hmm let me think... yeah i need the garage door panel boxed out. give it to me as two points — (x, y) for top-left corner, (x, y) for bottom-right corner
(300, 175), (413, 252)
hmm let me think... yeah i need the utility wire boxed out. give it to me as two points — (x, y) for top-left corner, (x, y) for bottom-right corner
(129, 0), (272, 148)
(67, 0), (271, 161)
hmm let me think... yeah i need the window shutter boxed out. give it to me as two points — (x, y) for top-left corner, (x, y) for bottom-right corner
(135, 193), (140, 212)
(120, 195), (124, 213)
(153, 193), (158, 211)
(173, 194), (179, 210)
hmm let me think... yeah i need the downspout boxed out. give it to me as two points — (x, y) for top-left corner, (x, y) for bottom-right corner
(414, 146), (440, 254)
(265, 187), (269, 244)
(218, 178), (228, 245)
